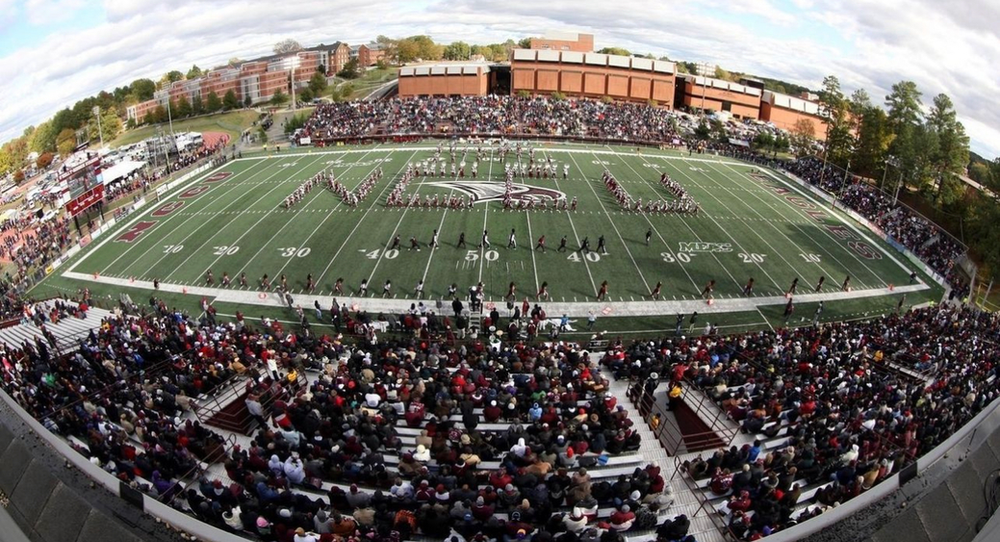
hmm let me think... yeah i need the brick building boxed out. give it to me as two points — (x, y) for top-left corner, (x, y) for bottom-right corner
(510, 49), (675, 106)
(677, 74), (763, 120)
(398, 62), (492, 98)
(760, 90), (829, 140)
(528, 32), (594, 53)
(358, 44), (386, 67)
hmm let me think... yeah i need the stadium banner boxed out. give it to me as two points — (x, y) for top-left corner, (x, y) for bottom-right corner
(66, 184), (105, 217)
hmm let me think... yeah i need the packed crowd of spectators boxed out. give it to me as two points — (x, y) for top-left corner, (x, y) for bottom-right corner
(608, 303), (999, 540)
(304, 97), (684, 145)
(1, 292), (685, 542)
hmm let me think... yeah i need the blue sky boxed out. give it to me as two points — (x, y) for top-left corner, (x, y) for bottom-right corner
(1, 0), (998, 158)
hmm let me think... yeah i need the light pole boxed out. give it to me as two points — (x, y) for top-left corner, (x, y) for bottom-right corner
(92, 105), (104, 149)
(289, 55), (301, 111)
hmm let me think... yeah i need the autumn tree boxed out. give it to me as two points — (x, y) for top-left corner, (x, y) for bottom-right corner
(273, 39), (303, 54)
(56, 128), (77, 156)
(790, 118), (817, 157)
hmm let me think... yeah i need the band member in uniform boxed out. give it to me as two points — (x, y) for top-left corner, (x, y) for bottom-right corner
(382, 279), (392, 298)
(645, 229), (652, 246)
(597, 280), (609, 301)
(787, 277), (799, 296)
(408, 236), (420, 251)
(334, 277), (344, 294)
(389, 234), (401, 251)
(239, 272), (247, 287)
(701, 279), (715, 298)
(480, 229), (490, 249)
(537, 281), (551, 301)
(558, 235), (568, 252)
(742, 277), (754, 296)
(650, 281), (662, 300)
(506, 281), (516, 301)
(358, 278), (368, 296)
(597, 235), (607, 255)
(457, 231), (466, 248)
(842, 275), (851, 291)
(815, 275), (825, 292)
(507, 228), (517, 250)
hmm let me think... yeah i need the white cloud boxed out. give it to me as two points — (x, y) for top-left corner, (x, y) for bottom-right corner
(0, 0), (998, 158)
(24, 0), (87, 25)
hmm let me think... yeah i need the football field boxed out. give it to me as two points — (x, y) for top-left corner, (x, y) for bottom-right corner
(56, 142), (932, 318)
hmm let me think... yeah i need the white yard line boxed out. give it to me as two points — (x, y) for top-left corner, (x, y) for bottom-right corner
(610, 148), (744, 290)
(477, 150), (494, 285)
(569, 151), (650, 292)
(741, 163), (909, 282)
(545, 151), (598, 297)
(315, 150), (419, 287)
(269, 148), (385, 281)
(648, 155), (809, 291)
(525, 209), (540, 296)
(420, 168), (461, 288)
(700, 159), (878, 288)
(97, 158), (274, 275)
(154, 154), (327, 281)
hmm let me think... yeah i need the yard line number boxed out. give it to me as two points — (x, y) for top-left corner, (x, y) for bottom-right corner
(365, 249), (399, 260)
(213, 245), (240, 256)
(799, 253), (822, 263)
(466, 250), (499, 262)
(278, 247), (311, 258)
(738, 252), (766, 264)
(163, 244), (183, 254)
(660, 252), (693, 263)
(567, 252), (601, 263)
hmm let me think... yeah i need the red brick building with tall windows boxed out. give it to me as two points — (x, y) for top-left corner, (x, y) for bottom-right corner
(510, 49), (676, 106)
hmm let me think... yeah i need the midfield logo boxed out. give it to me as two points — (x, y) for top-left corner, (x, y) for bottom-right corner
(424, 181), (565, 206)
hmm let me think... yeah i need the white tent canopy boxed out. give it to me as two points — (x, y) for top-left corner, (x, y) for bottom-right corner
(101, 160), (146, 186)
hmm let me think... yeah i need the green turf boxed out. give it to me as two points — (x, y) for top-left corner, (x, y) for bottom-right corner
(31, 142), (944, 322)
(111, 110), (259, 148)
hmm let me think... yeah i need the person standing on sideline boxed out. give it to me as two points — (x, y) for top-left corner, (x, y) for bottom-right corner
(535, 235), (546, 252)
(675, 313), (685, 335)
(815, 275), (825, 292)
(645, 229), (652, 246)
(701, 280), (715, 298)
(787, 277), (799, 296)
(507, 228), (517, 250)
(743, 277), (754, 296)
(597, 280), (609, 301)
(587, 310), (597, 330)
(650, 281), (662, 300)
(813, 301), (824, 326)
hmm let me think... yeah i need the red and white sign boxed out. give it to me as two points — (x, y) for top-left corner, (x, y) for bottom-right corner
(65, 184), (105, 217)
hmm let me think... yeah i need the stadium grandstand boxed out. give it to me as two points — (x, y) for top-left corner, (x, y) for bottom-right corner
(0, 90), (996, 542)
